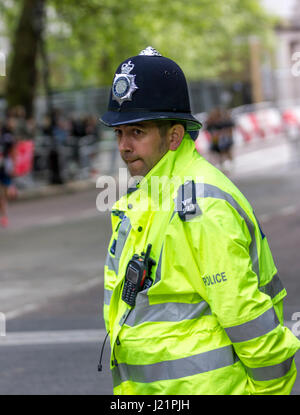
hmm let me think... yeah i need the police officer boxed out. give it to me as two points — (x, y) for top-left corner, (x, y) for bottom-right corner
(100, 46), (300, 395)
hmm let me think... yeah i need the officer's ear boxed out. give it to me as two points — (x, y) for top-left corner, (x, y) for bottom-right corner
(168, 124), (185, 151)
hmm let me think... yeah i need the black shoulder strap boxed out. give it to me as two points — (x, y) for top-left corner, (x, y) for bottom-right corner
(175, 180), (202, 222)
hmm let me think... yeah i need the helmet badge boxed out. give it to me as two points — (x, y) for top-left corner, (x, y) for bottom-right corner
(112, 60), (138, 106)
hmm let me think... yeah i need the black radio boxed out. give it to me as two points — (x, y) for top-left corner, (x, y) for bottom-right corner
(122, 244), (156, 307)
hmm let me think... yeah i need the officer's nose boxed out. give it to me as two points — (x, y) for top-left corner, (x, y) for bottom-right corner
(118, 134), (133, 153)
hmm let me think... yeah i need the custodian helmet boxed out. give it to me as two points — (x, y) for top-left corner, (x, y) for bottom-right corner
(100, 47), (202, 132)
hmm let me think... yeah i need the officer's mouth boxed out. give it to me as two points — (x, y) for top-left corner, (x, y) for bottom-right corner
(124, 158), (142, 165)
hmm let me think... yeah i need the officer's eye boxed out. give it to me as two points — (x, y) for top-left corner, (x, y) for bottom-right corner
(114, 129), (122, 138)
(133, 128), (143, 136)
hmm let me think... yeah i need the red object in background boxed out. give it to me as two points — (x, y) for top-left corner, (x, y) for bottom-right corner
(195, 130), (211, 154)
(282, 109), (300, 126)
(13, 140), (35, 177)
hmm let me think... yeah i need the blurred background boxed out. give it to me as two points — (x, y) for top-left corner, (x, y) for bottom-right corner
(0, 0), (299, 395)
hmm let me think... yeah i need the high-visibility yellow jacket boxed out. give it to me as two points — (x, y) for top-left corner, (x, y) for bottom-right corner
(103, 133), (300, 395)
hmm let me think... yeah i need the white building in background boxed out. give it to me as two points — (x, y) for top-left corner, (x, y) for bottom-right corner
(261, 0), (300, 106)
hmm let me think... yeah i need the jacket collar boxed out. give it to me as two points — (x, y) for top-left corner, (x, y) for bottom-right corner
(112, 133), (198, 228)
(140, 132), (196, 185)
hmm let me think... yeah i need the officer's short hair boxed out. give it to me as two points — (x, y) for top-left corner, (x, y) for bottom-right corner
(153, 120), (186, 139)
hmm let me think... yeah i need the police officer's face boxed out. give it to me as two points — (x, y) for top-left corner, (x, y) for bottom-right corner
(114, 121), (171, 177)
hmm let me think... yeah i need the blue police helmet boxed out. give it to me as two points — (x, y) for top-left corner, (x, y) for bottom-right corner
(100, 47), (202, 132)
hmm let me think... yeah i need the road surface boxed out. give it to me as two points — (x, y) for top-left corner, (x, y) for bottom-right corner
(0, 139), (299, 395)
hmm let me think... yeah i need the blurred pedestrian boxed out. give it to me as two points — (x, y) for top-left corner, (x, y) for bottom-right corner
(70, 115), (87, 164)
(12, 105), (28, 141)
(53, 117), (69, 146)
(0, 118), (17, 227)
(41, 114), (53, 136)
(206, 107), (235, 172)
(218, 108), (235, 169)
(85, 115), (100, 139)
(25, 117), (37, 140)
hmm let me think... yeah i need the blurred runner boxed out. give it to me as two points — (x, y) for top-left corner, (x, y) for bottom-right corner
(206, 107), (235, 172)
(0, 117), (17, 227)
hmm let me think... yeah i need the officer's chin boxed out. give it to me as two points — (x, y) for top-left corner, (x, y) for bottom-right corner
(127, 159), (146, 177)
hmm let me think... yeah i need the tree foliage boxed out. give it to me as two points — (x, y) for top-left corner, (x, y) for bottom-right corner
(46, 0), (275, 88)
(4, 0), (45, 116)
(1, 0), (276, 95)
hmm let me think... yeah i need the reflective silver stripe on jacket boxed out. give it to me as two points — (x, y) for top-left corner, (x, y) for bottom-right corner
(224, 307), (280, 343)
(191, 182), (260, 284)
(259, 273), (285, 300)
(175, 182), (260, 282)
(244, 356), (294, 381)
(153, 210), (177, 284)
(104, 289), (113, 306)
(105, 252), (118, 274)
(112, 345), (239, 387)
(105, 216), (131, 274)
(154, 246), (163, 284)
(125, 299), (211, 327)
